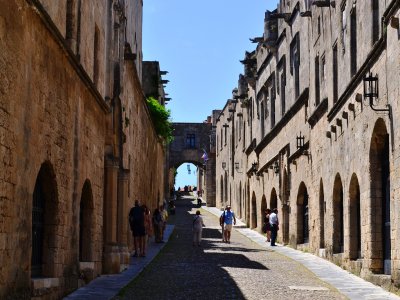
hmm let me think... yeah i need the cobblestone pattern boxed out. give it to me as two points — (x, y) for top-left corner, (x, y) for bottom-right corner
(115, 196), (344, 300)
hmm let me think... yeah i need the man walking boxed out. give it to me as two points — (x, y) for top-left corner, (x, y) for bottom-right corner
(269, 208), (279, 246)
(129, 200), (146, 256)
(221, 205), (236, 243)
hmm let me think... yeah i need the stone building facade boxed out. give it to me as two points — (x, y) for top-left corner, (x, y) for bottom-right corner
(0, 0), (165, 298)
(168, 118), (216, 206)
(216, 0), (400, 292)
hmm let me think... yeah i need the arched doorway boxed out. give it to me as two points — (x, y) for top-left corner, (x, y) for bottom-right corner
(79, 180), (94, 262)
(220, 175), (223, 206)
(319, 179), (325, 248)
(230, 184), (232, 207)
(369, 119), (390, 274)
(261, 195), (267, 233)
(333, 174), (344, 254)
(282, 169), (290, 245)
(251, 192), (257, 229)
(296, 182), (309, 244)
(269, 188), (277, 209)
(31, 162), (58, 278)
(246, 183), (250, 227)
(224, 172), (228, 207)
(349, 174), (361, 260)
(239, 182), (242, 218)
(261, 195), (267, 214)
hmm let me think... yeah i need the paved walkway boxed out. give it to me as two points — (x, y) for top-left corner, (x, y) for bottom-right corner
(203, 206), (400, 300)
(64, 225), (174, 300)
(65, 198), (400, 300)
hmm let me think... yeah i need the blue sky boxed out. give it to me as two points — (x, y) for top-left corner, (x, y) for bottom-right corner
(142, 1), (277, 188)
(143, 0), (277, 123)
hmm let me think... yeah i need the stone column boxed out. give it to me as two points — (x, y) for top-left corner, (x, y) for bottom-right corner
(117, 169), (130, 269)
(102, 156), (120, 274)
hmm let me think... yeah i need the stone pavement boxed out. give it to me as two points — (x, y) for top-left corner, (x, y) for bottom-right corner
(203, 206), (400, 300)
(65, 197), (400, 300)
(115, 196), (345, 300)
(64, 225), (174, 300)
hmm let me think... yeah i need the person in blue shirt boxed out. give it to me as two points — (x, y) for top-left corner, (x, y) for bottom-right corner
(220, 205), (236, 243)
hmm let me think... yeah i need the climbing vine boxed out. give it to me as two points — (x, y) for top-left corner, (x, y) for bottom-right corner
(146, 97), (174, 144)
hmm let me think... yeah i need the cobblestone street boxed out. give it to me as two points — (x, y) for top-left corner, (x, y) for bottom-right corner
(114, 196), (345, 300)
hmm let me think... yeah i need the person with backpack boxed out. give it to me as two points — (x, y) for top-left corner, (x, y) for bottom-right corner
(129, 200), (145, 257)
(220, 205), (236, 243)
(192, 210), (205, 246)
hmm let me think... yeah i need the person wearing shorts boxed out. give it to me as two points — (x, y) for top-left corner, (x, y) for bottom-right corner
(221, 205), (236, 243)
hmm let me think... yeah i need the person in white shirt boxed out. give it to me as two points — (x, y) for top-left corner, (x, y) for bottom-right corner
(192, 210), (205, 246)
(269, 208), (279, 246)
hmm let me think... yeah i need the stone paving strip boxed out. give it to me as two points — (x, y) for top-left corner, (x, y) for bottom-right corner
(63, 225), (175, 300)
(203, 206), (400, 300)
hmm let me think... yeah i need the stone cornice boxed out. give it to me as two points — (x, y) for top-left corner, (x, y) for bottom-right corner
(26, 0), (110, 113)
(255, 88), (309, 155)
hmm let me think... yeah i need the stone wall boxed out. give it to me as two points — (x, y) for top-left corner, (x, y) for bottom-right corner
(216, 0), (400, 292)
(0, 0), (166, 298)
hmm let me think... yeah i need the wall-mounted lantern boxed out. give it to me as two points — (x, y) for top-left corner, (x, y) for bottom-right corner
(235, 162), (243, 173)
(250, 162), (258, 174)
(296, 132), (305, 149)
(273, 160), (280, 174)
(363, 71), (391, 118)
(363, 72), (378, 102)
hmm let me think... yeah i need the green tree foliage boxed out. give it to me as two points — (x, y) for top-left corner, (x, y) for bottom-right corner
(146, 97), (174, 143)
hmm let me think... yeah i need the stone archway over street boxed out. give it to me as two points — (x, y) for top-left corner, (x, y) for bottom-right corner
(168, 122), (215, 206)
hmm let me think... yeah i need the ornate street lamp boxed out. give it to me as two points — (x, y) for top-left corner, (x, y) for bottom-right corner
(187, 164), (191, 175)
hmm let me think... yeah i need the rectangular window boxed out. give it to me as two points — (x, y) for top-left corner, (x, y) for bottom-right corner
(220, 128), (223, 148)
(350, 9), (357, 77)
(333, 44), (338, 103)
(291, 34), (300, 99)
(280, 72), (286, 116)
(93, 25), (100, 87)
(278, 57), (286, 116)
(315, 55), (320, 106)
(372, 0), (379, 44)
(260, 102), (265, 137)
(341, 3), (346, 53)
(186, 134), (196, 148)
(271, 88), (276, 128)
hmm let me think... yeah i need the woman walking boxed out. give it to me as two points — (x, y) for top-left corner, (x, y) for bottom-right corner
(192, 210), (205, 246)
(263, 208), (271, 242)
